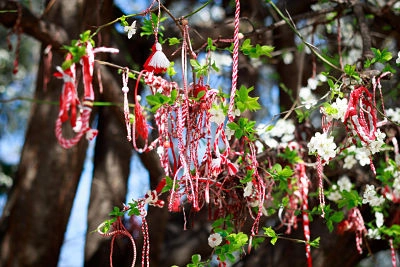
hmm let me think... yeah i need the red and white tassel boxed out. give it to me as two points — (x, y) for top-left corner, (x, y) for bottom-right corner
(144, 42), (170, 74)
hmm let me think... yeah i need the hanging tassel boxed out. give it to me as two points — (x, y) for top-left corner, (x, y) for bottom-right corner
(144, 42), (170, 74)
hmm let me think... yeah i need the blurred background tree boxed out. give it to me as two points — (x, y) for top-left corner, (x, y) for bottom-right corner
(0, 0), (399, 266)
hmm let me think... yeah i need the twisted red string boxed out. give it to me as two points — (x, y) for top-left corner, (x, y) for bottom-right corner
(97, 216), (136, 267)
(389, 239), (397, 267)
(139, 202), (150, 267)
(348, 208), (366, 254)
(55, 107), (93, 149)
(344, 86), (377, 144)
(227, 0), (240, 122)
(55, 42), (118, 148)
(299, 163), (312, 267)
(131, 70), (149, 152)
(317, 155), (325, 218)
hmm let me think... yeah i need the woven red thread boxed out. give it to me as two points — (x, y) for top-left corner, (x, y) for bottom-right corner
(344, 86), (377, 144)
(97, 215), (137, 267)
(298, 162), (312, 267)
(344, 86), (378, 174)
(55, 42), (118, 148)
(372, 72), (391, 118)
(249, 141), (265, 236)
(139, 202), (150, 267)
(348, 207), (367, 254)
(389, 239), (398, 267)
(227, 0), (241, 122)
(131, 71), (149, 152)
(317, 155), (325, 218)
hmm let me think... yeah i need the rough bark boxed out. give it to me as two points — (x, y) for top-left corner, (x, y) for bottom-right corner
(0, 40), (86, 267)
(0, 0), (109, 266)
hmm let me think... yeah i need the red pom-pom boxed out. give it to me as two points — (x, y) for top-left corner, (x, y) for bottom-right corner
(144, 42), (170, 74)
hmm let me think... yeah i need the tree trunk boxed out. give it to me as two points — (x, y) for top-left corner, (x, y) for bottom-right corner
(0, 0), (111, 266)
(84, 104), (132, 266)
(0, 48), (88, 267)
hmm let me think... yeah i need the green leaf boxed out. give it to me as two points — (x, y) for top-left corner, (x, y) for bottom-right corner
(79, 30), (91, 43)
(240, 39), (253, 56)
(146, 93), (172, 112)
(161, 176), (173, 193)
(228, 118), (257, 140)
(256, 44), (274, 57)
(263, 226), (277, 238)
(190, 59), (209, 78)
(235, 85), (261, 112)
(191, 254), (201, 264)
(330, 211), (344, 223)
(295, 108), (311, 123)
(61, 59), (73, 70)
(128, 202), (140, 216)
(141, 13), (167, 38)
(167, 62), (177, 77)
(109, 206), (124, 217)
(207, 37), (216, 51)
(240, 169), (254, 184)
(240, 39), (274, 58)
(168, 37), (181, 45)
(337, 190), (362, 209)
(309, 237), (320, 248)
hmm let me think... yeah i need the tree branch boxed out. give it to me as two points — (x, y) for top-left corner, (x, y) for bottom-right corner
(353, 2), (374, 61)
(0, 0), (69, 49)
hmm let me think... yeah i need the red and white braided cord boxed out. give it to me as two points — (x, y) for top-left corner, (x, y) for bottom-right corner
(316, 155), (325, 218)
(139, 202), (150, 267)
(389, 239), (398, 267)
(227, 0), (240, 122)
(299, 163), (312, 267)
(97, 217), (136, 267)
(349, 207), (366, 254)
(55, 106), (92, 149)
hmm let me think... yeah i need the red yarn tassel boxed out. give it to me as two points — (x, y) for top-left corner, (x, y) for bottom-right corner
(144, 42), (170, 74)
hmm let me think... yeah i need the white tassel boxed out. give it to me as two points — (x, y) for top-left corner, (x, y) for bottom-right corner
(144, 42), (170, 74)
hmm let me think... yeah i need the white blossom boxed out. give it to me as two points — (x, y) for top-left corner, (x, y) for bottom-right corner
(396, 51), (400, 64)
(355, 147), (371, 166)
(156, 146), (164, 158)
(208, 233), (222, 248)
(393, 174), (400, 200)
(317, 73), (327, 82)
(362, 184), (385, 207)
(307, 77), (318, 90)
(343, 154), (357, 169)
(327, 190), (342, 202)
(368, 129), (386, 154)
(243, 182), (254, 197)
(0, 173), (12, 188)
(367, 228), (381, 240)
(124, 21), (137, 39)
(299, 87), (317, 109)
(307, 132), (337, 162)
(209, 105), (226, 125)
(283, 51), (294, 64)
(256, 119), (295, 149)
(386, 107), (400, 124)
(225, 127), (235, 140)
(375, 212), (384, 228)
(338, 176), (352, 192)
(328, 97), (348, 122)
